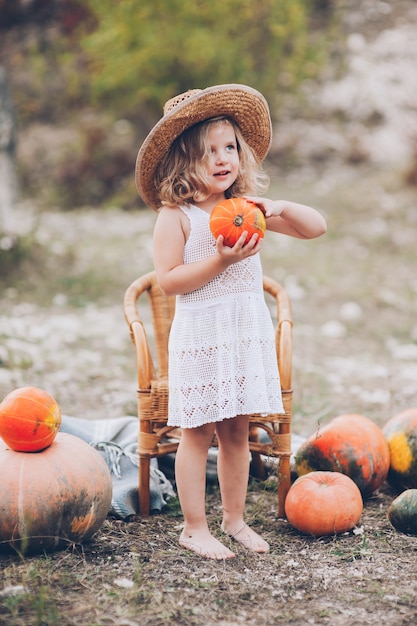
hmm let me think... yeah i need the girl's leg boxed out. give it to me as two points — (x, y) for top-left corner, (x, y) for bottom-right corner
(175, 423), (235, 559)
(216, 416), (269, 553)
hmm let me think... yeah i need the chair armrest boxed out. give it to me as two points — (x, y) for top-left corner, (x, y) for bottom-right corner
(123, 273), (157, 390)
(263, 275), (293, 392)
(277, 293), (292, 393)
(129, 319), (155, 390)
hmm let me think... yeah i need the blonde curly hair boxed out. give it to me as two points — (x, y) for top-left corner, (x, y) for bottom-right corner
(155, 117), (269, 208)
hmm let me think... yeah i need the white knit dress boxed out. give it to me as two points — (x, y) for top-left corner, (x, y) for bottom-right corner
(167, 204), (284, 429)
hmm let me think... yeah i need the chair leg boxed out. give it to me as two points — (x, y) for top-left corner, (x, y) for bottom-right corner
(250, 452), (267, 480)
(249, 426), (267, 479)
(277, 455), (291, 518)
(138, 456), (151, 516)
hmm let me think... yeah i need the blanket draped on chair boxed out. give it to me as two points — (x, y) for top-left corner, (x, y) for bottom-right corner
(60, 415), (175, 520)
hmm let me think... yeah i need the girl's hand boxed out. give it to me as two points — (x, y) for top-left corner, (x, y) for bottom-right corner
(243, 196), (327, 239)
(215, 231), (263, 261)
(243, 197), (284, 219)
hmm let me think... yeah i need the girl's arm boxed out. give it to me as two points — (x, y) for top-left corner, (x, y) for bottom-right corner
(246, 197), (327, 240)
(153, 206), (263, 296)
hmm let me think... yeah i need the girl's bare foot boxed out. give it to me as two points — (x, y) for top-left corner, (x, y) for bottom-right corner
(179, 528), (236, 560)
(221, 522), (270, 553)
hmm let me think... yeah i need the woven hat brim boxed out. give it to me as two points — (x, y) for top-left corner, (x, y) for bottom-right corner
(135, 84), (272, 210)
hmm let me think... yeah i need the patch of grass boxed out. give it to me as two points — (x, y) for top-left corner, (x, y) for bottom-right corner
(330, 532), (372, 562)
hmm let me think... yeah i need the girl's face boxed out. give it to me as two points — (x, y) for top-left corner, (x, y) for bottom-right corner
(204, 121), (240, 197)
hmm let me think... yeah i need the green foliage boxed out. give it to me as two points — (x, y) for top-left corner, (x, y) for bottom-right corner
(0, 233), (34, 284)
(79, 0), (324, 118)
(7, 30), (92, 125)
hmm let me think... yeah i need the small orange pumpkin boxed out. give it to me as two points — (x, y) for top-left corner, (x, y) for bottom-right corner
(209, 197), (266, 247)
(285, 471), (363, 536)
(0, 432), (112, 555)
(0, 386), (61, 452)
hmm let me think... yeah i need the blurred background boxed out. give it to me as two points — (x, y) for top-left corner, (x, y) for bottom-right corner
(0, 0), (416, 434)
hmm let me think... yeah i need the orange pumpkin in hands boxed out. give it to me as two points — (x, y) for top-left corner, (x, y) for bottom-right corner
(0, 386), (61, 452)
(209, 197), (266, 247)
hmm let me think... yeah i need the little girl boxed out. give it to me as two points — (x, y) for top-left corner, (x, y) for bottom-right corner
(135, 84), (327, 559)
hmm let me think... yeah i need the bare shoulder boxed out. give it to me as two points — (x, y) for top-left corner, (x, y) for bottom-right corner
(154, 205), (189, 240)
(156, 205), (182, 221)
(155, 205), (181, 229)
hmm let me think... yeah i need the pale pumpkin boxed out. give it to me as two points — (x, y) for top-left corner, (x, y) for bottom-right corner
(0, 433), (112, 555)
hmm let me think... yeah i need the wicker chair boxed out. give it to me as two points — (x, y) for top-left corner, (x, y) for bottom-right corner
(123, 271), (293, 517)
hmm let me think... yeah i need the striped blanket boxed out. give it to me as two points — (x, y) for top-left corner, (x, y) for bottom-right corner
(60, 415), (175, 520)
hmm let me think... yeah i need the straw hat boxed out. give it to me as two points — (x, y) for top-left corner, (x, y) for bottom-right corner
(135, 83), (272, 210)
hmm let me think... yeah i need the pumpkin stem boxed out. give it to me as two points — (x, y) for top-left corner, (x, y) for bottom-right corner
(233, 215), (244, 227)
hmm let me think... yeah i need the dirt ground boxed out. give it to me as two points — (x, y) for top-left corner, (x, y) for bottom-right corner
(2, 1), (417, 624)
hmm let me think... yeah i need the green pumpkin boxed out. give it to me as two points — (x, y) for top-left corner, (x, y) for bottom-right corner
(387, 489), (417, 535)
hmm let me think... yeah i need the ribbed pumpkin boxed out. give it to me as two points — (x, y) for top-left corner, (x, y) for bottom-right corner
(387, 489), (417, 535)
(382, 408), (417, 489)
(294, 414), (390, 496)
(0, 433), (112, 555)
(209, 198), (266, 247)
(0, 386), (61, 452)
(285, 471), (363, 536)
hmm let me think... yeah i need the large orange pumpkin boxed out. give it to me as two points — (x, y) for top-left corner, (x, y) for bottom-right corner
(285, 471), (363, 536)
(0, 386), (61, 452)
(294, 414), (390, 496)
(382, 408), (417, 490)
(0, 432), (112, 555)
(209, 197), (266, 247)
